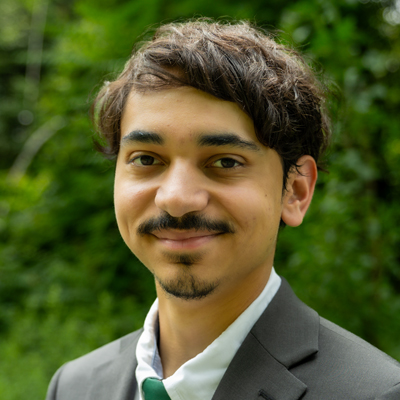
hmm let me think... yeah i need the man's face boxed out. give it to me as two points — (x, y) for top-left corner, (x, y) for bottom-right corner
(114, 86), (286, 302)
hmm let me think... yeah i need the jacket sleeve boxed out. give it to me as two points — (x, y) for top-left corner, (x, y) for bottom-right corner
(377, 382), (400, 400)
(45, 364), (68, 400)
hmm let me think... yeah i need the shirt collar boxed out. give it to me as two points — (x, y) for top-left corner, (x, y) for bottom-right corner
(135, 268), (281, 400)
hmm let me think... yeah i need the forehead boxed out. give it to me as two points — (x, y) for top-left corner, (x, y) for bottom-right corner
(120, 86), (259, 146)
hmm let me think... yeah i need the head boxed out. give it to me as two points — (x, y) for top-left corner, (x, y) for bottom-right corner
(92, 19), (331, 190)
(92, 19), (331, 302)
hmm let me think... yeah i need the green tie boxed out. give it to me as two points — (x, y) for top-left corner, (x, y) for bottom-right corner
(142, 378), (171, 400)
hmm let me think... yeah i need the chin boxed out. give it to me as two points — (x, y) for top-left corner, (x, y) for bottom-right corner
(155, 269), (220, 301)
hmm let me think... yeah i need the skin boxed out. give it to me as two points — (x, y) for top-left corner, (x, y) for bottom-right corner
(114, 86), (317, 377)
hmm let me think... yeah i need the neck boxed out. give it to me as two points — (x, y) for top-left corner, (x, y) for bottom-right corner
(156, 268), (271, 377)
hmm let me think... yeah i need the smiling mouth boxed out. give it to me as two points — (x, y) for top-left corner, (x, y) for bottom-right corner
(152, 229), (221, 250)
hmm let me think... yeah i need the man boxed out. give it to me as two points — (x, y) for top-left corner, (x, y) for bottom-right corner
(46, 20), (400, 400)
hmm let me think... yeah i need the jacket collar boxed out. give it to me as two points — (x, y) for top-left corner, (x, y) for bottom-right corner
(251, 278), (319, 368)
(86, 278), (319, 400)
(212, 278), (319, 400)
(86, 330), (142, 400)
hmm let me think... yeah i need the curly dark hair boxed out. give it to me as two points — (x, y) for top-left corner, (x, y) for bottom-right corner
(92, 19), (331, 186)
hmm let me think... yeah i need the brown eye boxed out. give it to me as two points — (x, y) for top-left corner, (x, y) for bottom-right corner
(213, 158), (241, 168)
(131, 155), (162, 166)
(140, 155), (155, 165)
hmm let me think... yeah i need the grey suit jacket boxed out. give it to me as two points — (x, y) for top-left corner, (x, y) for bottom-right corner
(46, 279), (400, 399)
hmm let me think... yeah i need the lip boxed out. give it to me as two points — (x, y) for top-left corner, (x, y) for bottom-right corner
(152, 229), (221, 250)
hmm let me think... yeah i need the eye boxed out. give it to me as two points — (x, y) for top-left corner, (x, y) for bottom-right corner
(130, 155), (162, 166)
(212, 157), (242, 169)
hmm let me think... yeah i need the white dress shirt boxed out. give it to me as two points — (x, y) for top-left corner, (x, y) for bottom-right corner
(134, 268), (281, 400)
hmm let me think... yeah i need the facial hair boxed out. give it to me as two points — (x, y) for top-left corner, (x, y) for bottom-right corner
(138, 212), (233, 300)
(137, 212), (235, 236)
(155, 257), (219, 300)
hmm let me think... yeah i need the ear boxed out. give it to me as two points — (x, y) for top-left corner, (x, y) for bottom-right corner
(281, 155), (318, 227)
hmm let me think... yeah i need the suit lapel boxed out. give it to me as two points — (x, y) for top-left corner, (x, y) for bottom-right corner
(211, 333), (307, 400)
(86, 330), (142, 400)
(212, 279), (319, 400)
(84, 279), (319, 400)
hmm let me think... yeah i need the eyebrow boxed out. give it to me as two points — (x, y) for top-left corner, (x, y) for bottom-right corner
(198, 133), (260, 152)
(120, 130), (164, 146)
(120, 130), (260, 152)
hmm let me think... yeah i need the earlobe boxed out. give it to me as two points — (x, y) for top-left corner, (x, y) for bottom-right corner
(281, 155), (318, 227)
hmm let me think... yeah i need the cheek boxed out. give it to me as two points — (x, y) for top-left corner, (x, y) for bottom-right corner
(220, 184), (281, 229)
(114, 177), (156, 228)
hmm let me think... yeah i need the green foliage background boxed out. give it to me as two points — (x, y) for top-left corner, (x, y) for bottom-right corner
(1, 0), (399, 398)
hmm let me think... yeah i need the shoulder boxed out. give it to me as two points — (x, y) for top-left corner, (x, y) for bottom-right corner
(257, 279), (400, 398)
(61, 329), (142, 381)
(45, 329), (142, 400)
(321, 317), (399, 372)
(294, 315), (400, 398)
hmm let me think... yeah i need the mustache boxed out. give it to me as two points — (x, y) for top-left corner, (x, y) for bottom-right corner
(137, 212), (235, 236)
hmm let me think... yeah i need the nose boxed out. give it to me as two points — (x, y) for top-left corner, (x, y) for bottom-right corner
(155, 162), (209, 217)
